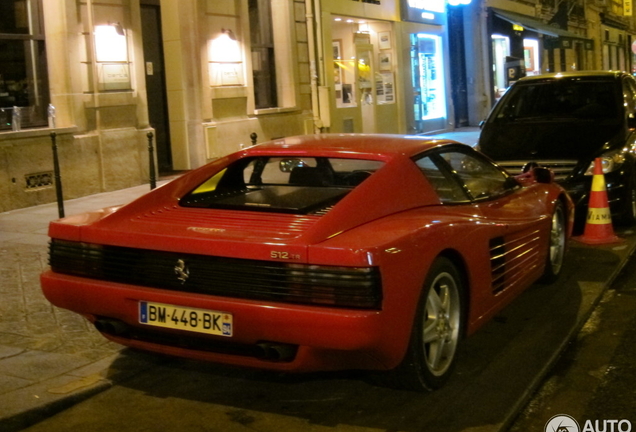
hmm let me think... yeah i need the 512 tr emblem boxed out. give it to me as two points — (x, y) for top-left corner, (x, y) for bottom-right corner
(270, 251), (301, 260)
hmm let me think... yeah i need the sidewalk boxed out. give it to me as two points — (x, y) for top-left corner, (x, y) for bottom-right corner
(421, 126), (481, 147)
(0, 181), (172, 431)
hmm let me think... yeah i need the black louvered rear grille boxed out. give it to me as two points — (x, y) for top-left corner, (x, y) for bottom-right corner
(49, 240), (382, 309)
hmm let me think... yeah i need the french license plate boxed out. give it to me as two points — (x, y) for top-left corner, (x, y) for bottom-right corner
(139, 301), (233, 337)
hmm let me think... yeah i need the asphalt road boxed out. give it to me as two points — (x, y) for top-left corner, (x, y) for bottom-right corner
(18, 233), (636, 432)
(509, 251), (636, 430)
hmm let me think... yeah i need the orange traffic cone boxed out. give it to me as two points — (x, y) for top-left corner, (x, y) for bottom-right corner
(574, 157), (623, 245)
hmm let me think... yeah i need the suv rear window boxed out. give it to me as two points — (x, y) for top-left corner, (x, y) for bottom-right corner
(492, 79), (620, 121)
(180, 157), (384, 214)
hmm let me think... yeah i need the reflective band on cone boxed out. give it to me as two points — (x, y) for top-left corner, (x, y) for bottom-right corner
(574, 157), (623, 245)
(586, 207), (612, 224)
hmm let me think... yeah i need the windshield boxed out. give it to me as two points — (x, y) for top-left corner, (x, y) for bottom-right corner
(180, 156), (384, 214)
(491, 79), (620, 122)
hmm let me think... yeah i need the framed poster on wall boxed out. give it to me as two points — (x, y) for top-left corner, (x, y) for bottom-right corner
(376, 72), (395, 104)
(379, 52), (392, 71)
(378, 31), (391, 50)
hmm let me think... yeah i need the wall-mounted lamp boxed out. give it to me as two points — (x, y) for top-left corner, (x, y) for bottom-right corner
(94, 22), (130, 90)
(210, 28), (241, 62)
(209, 28), (243, 86)
(222, 28), (236, 41)
(94, 23), (128, 62)
(111, 21), (125, 36)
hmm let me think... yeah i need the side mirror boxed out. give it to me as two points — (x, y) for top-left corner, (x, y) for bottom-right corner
(522, 161), (539, 173)
(514, 166), (554, 185)
(533, 167), (554, 184)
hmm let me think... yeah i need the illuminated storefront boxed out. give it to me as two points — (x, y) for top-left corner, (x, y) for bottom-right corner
(321, 2), (403, 134)
(402, 0), (450, 133)
(318, 0), (452, 135)
(410, 33), (446, 132)
(488, 8), (593, 98)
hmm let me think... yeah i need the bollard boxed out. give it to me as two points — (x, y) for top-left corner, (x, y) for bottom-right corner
(48, 104), (56, 129)
(50, 132), (65, 218)
(12, 106), (21, 131)
(147, 131), (157, 190)
(250, 132), (258, 146)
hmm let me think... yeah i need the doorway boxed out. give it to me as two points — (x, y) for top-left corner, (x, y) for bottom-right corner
(410, 33), (447, 133)
(491, 35), (510, 99)
(448, 6), (469, 127)
(356, 44), (376, 133)
(140, 2), (172, 173)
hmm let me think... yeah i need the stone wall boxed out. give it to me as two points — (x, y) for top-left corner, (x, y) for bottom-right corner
(0, 128), (152, 213)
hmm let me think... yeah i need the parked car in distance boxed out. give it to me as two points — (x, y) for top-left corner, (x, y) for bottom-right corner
(41, 134), (573, 391)
(477, 71), (636, 230)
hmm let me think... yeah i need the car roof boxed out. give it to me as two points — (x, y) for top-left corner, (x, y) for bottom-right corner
(516, 70), (629, 84)
(244, 134), (461, 160)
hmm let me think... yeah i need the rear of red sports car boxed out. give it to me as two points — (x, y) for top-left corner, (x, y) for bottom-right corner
(40, 134), (571, 389)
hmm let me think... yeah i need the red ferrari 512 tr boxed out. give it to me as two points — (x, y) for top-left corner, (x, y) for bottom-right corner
(41, 134), (573, 391)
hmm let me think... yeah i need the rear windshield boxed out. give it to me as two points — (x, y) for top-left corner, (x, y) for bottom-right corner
(491, 79), (620, 122)
(180, 156), (384, 214)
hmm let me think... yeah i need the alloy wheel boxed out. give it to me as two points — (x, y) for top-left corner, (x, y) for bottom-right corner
(549, 205), (566, 275)
(423, 271), (461, 377)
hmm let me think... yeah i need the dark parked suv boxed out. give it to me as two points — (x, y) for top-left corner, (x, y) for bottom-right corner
(478, 71), (636, 229)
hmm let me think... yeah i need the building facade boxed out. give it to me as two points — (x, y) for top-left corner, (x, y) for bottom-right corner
(316, 0), (454, 135)
(454, 0), (636, 125)
(1, 0), (316, 212)
(2, 0), (153, 212)
(2, 0), (636, 212)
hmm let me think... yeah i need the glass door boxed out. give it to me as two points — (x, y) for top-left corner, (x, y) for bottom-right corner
(356, 44), (376, 133)
(410, 33), (446, 133)
(492, 35), (511, 98)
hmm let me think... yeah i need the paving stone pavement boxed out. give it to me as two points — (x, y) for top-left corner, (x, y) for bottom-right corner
(0, 180), (172, 431)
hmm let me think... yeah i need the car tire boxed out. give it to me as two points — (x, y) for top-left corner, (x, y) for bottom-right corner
(389, 257), (464, 391)
(539, 201), (567, 284)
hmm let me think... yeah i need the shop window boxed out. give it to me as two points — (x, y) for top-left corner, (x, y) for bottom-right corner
(523, 39), (539, 76)
(491, 35), (510, 98)
(331, 17), (396, 110)
(331, 19), (360, 108)
(0, 0), (49, 131)
(248, 0), (295, 110)
(411, 33), (446, 122)
(574, 42), (584, 71)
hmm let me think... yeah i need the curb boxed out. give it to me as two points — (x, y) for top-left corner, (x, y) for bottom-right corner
(500, 229), (636, 431)
(0, 350), (169, 432)
(1, 377), (113, 432)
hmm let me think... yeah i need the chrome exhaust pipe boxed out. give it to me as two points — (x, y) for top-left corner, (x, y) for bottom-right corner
(268, 344), (295, 361)
(254, 342), (296, 361)
(94, 319), (128, 335)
